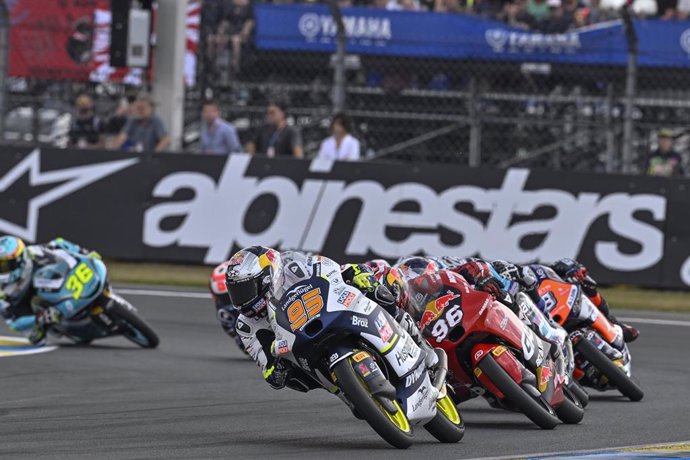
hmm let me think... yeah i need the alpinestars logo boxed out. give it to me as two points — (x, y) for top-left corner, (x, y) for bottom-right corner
(144, 154), (666, 272)
(0, 149), (138, 241)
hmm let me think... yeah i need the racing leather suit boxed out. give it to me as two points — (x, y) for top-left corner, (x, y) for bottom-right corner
(209, 261), (246, 353)
(0, 238), (97, 343)
(235, 252), (433, 392)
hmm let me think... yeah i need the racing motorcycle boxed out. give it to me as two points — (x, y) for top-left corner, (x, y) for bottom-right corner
(270, 270), (464, 449)
(32, 251), (159, 348)
(419, 272), (584, 429)
(506, 282), (590, 408)
(531, 265), (643, 401)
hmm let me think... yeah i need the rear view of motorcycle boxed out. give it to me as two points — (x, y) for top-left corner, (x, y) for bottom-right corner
(270, 270), (464, 449)
(533, 266), (643, 401)
(32, 251), (159, 348)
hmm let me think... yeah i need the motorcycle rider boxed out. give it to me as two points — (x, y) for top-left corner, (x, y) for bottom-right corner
(363, 259), (391, 282)
(224, 246), (439, 393)
(0, 236), (98, 345)
(490, 258), (639, 343)
(209, 260), (246, 354)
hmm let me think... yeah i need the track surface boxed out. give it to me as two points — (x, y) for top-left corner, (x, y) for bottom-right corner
(2, 288), (690, 460)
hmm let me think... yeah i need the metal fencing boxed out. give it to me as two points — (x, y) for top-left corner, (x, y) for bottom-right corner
(194, 3), (690, 175)
(1, 1), (689, 176)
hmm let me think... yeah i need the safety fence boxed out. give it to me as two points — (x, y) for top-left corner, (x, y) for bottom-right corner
(1, 2), (690, 176)
(1, 146), (689, 289)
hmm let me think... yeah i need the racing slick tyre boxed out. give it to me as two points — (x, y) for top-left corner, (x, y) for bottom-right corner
(107, 301), (160, 349)
(423, 389), (465, 443)
(478, 354), (560, 429)
(575, 339), (643, 402)
(333, 358), (414, 449)
(569, 380), (590, 408)
(555, 385), (585, 424)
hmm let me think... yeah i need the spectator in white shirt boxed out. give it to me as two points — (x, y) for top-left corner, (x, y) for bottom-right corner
(317, 113), (360, 161)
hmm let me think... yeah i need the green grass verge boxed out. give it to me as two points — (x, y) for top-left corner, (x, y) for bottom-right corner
(105, 260), (690, 312)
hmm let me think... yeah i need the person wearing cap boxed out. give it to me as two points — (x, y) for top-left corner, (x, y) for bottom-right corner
(67, 95), (104, 149)
(245, 100), (303, 159)
(113, 94), (171, 153)
(645, 129), (685, 177)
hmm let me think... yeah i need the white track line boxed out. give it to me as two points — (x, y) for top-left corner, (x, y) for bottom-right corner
(116, 288), (690, 327)
(117, 288), (209, 299)
(618, 316), (690, 327)
(463, 439), (690, 460)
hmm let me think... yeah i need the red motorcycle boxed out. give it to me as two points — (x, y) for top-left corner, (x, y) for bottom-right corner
(412, 270), (584, 429)
(529, 265), (644, 402)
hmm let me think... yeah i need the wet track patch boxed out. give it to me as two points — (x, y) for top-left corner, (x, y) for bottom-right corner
(0, 335), (56, 358)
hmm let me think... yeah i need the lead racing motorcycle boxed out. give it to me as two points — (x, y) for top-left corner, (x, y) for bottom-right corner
(32, 250), (159, 348)
(270, 269), (464, 449)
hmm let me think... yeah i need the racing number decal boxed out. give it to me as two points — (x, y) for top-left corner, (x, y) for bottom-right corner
(431, 305), (463, 343)
(287, 288), (324, 331)
(65, 263), (94, 300)
(540, 292), (557, 311)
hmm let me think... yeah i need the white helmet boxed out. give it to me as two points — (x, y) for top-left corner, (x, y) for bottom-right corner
(224, 246), (282, 318)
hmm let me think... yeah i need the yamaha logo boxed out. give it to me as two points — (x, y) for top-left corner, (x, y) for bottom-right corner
(486, 29), (508, 52)
(680, 29), (690, 55)
(298, 13), (320, 39)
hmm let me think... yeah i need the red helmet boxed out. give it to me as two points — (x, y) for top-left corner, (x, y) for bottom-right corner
(363, 259), (391, 281)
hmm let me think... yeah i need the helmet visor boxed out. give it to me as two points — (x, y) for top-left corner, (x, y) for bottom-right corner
(227, 267), (270, 309)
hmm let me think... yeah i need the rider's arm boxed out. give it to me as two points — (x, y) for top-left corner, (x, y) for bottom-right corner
(340, 263), (398, 316)
(235, 314), (288, 389)
(44, 238), (101, 259)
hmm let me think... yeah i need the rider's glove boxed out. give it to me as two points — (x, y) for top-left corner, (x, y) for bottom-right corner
(28, 327), (48, 346)
(475, 276), (504, 300)
(263, 358), (290, 390)
(36, 307), (61, 328)
(553, 259), (587, 283)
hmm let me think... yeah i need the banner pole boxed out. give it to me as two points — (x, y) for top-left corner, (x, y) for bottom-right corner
(621, 6), (638, 174)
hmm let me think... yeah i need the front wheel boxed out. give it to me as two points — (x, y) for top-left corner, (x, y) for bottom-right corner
(107, 301), (159, 349)
(478, 354), (560, 429)
(555, 386), (584, 424)
(333, 358), (413, 449)
(575, 338), (643, 401)
(423, 390), (465, 443)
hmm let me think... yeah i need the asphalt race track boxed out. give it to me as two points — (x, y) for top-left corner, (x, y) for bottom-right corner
(2, 287), (690, 460)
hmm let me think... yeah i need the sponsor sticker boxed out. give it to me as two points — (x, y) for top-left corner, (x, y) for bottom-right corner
(337, 291), (356, 308)
(351, 315), (369, 328)
(352, 351), (369, 362)
(357, 362), (371, 378)
(375, 312), (394, 342)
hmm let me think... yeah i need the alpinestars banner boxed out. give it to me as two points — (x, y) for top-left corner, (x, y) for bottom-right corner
(1, 147), (688, 288)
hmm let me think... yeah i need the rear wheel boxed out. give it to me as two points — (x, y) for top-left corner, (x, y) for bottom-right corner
(333, 358), (414, 449)
(107, 301), (159, 349)
(575, 339), (643, 401)
(555, 385), (584, 424)
(423, 391), (465, 443)
(478, 354), (560, 429)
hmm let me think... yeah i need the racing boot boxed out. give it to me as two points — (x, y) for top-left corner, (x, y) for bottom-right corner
(592, 296), (639, 343)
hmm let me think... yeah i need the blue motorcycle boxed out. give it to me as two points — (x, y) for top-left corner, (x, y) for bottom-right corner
(33, 252), (159, 349)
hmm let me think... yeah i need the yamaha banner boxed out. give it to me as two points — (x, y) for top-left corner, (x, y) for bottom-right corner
(254, 4), (690, 68)
(1, 147), (689, 288)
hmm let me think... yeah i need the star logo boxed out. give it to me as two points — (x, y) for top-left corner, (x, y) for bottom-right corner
(0, 148), (138, 241)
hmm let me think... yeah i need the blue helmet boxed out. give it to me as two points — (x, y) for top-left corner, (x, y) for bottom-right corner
(0, 236), (33, 301)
